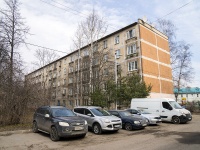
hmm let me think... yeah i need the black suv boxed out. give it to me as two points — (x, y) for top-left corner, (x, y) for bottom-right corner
(32, 106), (88, 141)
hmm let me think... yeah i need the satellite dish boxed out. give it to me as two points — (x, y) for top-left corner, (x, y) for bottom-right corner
(143, 16), (147, 22)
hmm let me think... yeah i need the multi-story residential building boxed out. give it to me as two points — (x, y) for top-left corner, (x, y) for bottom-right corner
(26, 19), (174, 109)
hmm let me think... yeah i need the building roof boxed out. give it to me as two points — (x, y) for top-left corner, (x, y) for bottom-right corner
(174, 87), (200, 94)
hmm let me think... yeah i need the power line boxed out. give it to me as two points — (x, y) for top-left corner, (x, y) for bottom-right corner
(26, 0), (194, 55)
(40, 0), (119, 30)
(154, 0), (193, 22)
(25, 42), (68, 54)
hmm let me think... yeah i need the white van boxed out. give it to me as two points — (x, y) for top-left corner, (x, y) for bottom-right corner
(131, 98), (192, 124)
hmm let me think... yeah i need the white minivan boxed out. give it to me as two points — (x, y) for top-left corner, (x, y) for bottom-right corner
(131, 98), (192, 124)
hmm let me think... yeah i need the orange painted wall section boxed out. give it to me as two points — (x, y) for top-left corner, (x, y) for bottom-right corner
(159, 65), (173, 80)
(143, 76), (160, 93)
(161, 80), (173, 94)
(158, 50), (171, 64)
(142, 59), (159, 76)
(141, 42), (158, 60)
(156, 35), (169, 52)
(139, 25), (156, 45)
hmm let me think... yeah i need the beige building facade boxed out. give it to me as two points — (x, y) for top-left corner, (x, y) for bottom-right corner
(26, 19), (174, 109)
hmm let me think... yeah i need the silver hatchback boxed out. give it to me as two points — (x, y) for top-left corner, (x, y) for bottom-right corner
(74, 106), (122, 134)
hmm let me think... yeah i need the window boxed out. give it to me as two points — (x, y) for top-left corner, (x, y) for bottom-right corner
(127, 43), (137, 55)
(128, 61), (138, 71)
(103, 83), (108, 90)
(84, 109), (92, 116)
(93, 58), (98, 66)
(162, 102), (171, 110)
(63, 79), (66, 85)
(197, 94), (199, 97)
(70, 56), (74, 62)
(83, 49), (89, 56)
(103, 40), (107, 49)
(104, 54), (108, 62)
(127, 29), (136, 39)
(64, 58), (67, 64)
(93, 45), (98, 52)
(64, 68), (67, 75)
(69, 77), (73, 83)
(69, 100), (73, 106)
(110, 111), (120, 117)
(115, 35), (119, 44)
(115, 49), (120, 58)
(57, 100), (60, 106)
(63, 100), (66, 106)
(104, 68), (109, 75)
(69, 88), (73, 95)
(69, 67), (73, 73)
(74, 108), (84, 114)
(63, 88), (66, 95)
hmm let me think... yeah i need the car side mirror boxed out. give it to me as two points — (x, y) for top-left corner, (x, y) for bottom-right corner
(87, 113), (92, 117)
(45, 114), (50, 118)
(137, 113), (141, 115)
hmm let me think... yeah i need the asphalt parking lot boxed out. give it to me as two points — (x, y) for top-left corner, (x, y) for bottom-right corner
(0, 115), (200, 150)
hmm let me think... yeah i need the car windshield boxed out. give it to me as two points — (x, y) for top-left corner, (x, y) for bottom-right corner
(169, 101), (182, 109)
(119, 111), (132, 117)
(52, 108), (76, 117)
(90, 108), (111, 116)
(138, 110), (151, 114)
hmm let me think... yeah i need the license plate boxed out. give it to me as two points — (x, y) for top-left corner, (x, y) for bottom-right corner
(114, 125), (121, 128)
(143, 124), (147, 126)
(74, 126), (83, 130)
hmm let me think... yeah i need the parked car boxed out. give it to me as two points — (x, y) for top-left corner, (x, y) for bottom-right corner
(73, 106), (122, 134)
(32, 106), (88, 141)
(108, 110), (147, 131)
(131, 98), (192, 124)
(126, 109), (162, 125)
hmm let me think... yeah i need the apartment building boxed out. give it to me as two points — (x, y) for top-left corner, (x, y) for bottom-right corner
(26, 19), (174, 109)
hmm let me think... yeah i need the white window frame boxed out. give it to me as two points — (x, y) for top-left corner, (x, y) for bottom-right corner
(127, 44), (137, 55)
(103, 40), (107, 49)
(128, 61), (138, 71)
(69, 77), (73, 83)
(115, 35), (119, 44)
(104, 54), (108, 62)
(127, 29), (136, 39)
(116, 49), (120, 58)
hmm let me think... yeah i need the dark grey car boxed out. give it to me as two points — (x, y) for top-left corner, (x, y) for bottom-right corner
(32, 106), (88, 141)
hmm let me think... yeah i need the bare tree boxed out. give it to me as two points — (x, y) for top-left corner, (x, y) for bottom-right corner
(156, 19), (194, 89)
(79, 10), (108, 104)
(0, 0), (30, 125)
(32, 48), (60, 69)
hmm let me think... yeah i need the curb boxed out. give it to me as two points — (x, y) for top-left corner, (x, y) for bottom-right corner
(0, 129), (32, 136)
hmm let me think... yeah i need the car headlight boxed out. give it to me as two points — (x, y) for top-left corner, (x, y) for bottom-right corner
(179, 111), (186, 116)
(103, 119), (111, 123)
(145, 119), (149, 123)
(85, 120), (88, 125)
(59, 122), (69, 126)
(134, 121), (140, 124)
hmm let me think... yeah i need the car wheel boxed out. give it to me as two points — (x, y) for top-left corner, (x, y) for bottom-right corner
(172, 116), (180, 124)
(50, 126), (60, 141)
(125, 123), (133, 131)
(93, 123), (102, 134)
(32, 121), (39, 133)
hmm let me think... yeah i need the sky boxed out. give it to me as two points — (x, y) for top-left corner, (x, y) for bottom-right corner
(1, 0), (200, 87)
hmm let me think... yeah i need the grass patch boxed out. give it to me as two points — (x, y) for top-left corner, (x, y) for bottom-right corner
(0, 123), (32, 132)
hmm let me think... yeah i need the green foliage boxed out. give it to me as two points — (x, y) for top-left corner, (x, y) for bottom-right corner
(90, 89), (107, 108)
(90, 72), (152, 108)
